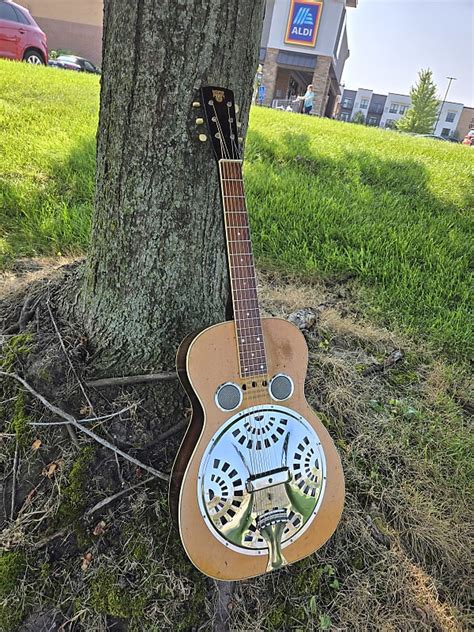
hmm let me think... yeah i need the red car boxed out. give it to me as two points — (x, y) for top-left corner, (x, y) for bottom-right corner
(0, 0), (47, 64)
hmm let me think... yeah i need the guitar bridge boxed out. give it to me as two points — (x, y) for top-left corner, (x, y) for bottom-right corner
(245, 466), (290, 493)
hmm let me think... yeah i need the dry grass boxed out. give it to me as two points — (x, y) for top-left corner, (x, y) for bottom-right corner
(1, 262), (472, 631)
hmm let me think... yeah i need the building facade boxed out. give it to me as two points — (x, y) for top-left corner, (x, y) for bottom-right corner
(25, 0), (102, 63)
(455, 106), (474, 140)
(338, 87), (465, 137)
(260, 0), (358, 117)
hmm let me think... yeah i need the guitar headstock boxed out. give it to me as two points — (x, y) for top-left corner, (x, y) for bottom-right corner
(194, 86), (241, 162)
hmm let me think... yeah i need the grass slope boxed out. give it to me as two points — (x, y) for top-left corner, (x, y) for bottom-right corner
(0, 61), (98, 259)
(0, 60), (472, 359)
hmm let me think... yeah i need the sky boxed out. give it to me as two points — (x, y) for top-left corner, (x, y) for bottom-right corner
(342, 0), (474, 106)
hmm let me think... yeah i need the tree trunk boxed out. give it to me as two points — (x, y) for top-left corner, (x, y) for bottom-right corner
(83, 0), (265, 375)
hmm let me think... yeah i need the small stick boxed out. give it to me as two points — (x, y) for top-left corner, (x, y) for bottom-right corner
(138, 418), (188, 449)
(10, 441), (19, 520)
(85, 373), (177, 388)
(0, 371), (169, 482)
(46, 301), (93, 413)
(29, 403), (137, 426)
(84, 475), (156, 516)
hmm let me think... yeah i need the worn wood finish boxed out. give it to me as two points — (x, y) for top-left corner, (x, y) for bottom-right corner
(174, 318), (345, 580)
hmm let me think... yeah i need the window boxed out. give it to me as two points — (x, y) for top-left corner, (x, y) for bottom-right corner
(445, 111), (455, 122)
(441, 128), (450, 137)
(0, 3), (18, 21)
(12, 6), (29, 24)
(340, 112), (349, 121)
(368, 116), (378, 126)
(370, 103), (383, 114)
(389, 103), (399, 114)
(342, 97), (353, 109)
(84, 61), (96, 72)
(399, 104), (409, 115)
(360, 98), (369, 109)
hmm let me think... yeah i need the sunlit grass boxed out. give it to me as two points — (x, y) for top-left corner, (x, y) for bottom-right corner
(0, 60), (472, 359)
(245, 108), (473, 359)
(0, 60), (98, 260)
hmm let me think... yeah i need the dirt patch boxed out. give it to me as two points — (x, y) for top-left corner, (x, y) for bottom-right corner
(1, 259), (471, 631)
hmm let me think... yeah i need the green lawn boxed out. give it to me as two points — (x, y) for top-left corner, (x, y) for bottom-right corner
(0, 60), (472, 359)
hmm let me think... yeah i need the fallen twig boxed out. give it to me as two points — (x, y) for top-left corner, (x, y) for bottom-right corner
(137, 418), (188, 449)
(29, 403), (138, 426)
(0, 371), (169, 482)
(10, 441), (19, 520)
(47, 300), (91, 407)
(33, 527), (70, 550)
(85, 372), (177, 388)
(84, 475), (156, 516)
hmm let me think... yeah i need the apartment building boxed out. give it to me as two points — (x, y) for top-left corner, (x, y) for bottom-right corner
(456, 106), (474, 139)
(338, 87), (465, 137)
(260, 0), (358, 117)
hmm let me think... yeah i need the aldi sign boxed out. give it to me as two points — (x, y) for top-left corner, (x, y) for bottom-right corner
(285, 0), (323, 47)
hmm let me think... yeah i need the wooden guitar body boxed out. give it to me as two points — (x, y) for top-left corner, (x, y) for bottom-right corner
(169, 318), (345, 580)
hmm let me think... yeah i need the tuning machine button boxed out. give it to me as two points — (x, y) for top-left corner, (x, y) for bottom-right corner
(238, 137), (244, 143)
(195, 118), (204, 125)
(192, 101), (201, 108)
(198, 134), (208, 142)
(237, 122), (242, 129)
(235, 104), (240, 113)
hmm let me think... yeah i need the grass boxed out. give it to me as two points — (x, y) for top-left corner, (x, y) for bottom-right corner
(0, 60), (472, 360)
(0, 61), (98, 260)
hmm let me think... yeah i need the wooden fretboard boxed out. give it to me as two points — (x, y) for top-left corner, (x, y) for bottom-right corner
(218, 159), (267, 379)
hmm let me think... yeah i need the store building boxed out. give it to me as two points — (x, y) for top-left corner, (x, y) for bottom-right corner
(338, 87), (465, 137)
(260, 0), (358, 116)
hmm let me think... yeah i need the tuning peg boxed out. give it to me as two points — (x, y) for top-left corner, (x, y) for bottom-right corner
(198, 134), (208, 142)
(192, 101), (200, 108)
(237, 122), (242, 129)
(235, 104), (240, 113)
(195, 118), (204, 125)
(238, 137), (244, 143)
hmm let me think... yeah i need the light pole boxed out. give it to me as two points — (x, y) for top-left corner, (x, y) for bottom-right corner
(434, 76), (457, 134)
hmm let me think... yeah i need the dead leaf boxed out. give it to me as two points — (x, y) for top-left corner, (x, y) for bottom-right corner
(25, 488), (37, 504)
(31, 439), (42, 451)
(80, 405), (93, 417)
(81, 552), (92, 571)
(42, 460), (63, 478)
(92, 520), (106, 536)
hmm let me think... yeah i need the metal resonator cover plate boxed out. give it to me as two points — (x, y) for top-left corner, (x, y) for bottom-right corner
(197, 405), (326, 555)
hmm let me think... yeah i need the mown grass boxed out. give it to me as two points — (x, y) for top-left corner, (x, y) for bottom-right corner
(0, 60), (98, 260)
(0, 60), (472, 360)
(245, 109), (473, 360)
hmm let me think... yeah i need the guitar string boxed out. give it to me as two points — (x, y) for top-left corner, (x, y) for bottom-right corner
(225, 146), (269, 478)
(212, 105), (256, 480)
(224, 146), (266, 480)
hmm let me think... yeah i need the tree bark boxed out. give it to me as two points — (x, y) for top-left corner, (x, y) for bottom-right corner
(83, 0), (265, 375)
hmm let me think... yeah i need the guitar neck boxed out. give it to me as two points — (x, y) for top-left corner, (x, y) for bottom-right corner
(218, 159), (267, 379)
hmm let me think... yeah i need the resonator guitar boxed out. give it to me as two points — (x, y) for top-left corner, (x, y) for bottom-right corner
(169, 87), (344, 580)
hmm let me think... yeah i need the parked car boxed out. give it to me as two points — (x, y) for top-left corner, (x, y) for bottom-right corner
(48, 55), (100, 74)
(419, 134), (458, 143)
(461, 130), (474, 146)
(0, 0), (47, 64)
